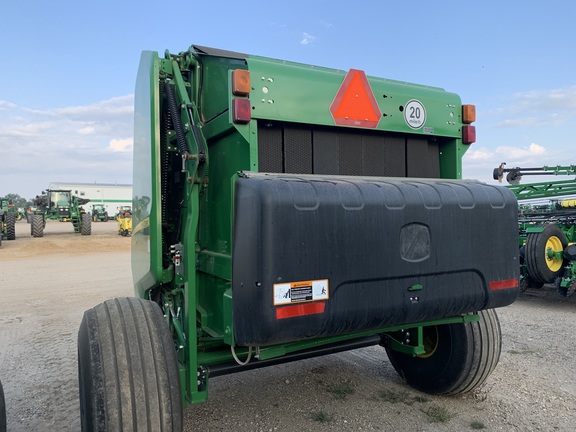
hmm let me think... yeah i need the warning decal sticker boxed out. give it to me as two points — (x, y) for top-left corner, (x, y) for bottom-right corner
(274, 279), (329, 306)
(403, 99), (426, 129)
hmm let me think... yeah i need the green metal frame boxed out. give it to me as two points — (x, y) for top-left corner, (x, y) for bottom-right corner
(500, 165), (576, 295)
(133, 46), (480, 406)
(509, 179), (576, 201)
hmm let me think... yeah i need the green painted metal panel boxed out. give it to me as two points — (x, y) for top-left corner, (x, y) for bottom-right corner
(132, 51), (164, 297)
(131, 45), (494, 406)
(246, 56), (464, 139)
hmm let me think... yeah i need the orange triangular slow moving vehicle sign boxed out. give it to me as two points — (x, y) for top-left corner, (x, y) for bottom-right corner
(330, 69), (382, 128)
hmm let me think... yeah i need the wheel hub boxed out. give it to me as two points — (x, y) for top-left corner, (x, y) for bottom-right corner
(545, 236), (564, 272)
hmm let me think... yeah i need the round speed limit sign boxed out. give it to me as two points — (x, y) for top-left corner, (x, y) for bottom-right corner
(404, 99), (426, 129)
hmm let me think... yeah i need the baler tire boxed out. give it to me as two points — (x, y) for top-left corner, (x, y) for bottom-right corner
(5, 212), (16, 240)
(78, 297), (182, 432)
(525, 224), (567, 284)
(31, 214), (44, 238)
(81, 213), (92, 236)
(0, 378), (5, 432)
(385, 309), (501, 395)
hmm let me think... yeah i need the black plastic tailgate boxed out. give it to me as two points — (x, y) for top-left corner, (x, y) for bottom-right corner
(232, 173), (519, 346)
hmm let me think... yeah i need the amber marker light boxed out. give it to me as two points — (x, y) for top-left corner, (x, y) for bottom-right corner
(232, 69), (251, 96)
(462, 104), (476, 124)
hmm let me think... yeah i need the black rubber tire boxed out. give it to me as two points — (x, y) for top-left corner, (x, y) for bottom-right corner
(80, 213), (92, 236)
(385, 309), (501, 395)
(0, 378), (6, 432)
(31, 214), (44, 238)
(525, 224), (567, 284)
(78, 297), (182, 432)
(103, 212), (108, 222)
(5, 213), (16, 240)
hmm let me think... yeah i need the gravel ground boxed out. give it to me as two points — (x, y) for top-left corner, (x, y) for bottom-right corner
(0, 220), (575, 431)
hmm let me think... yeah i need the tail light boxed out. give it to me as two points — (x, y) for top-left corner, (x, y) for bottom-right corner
(462, 125), (476, 144)
(232, 69), (250, 96)
(462, 104), (476, 144)
(232, 69), (251, 123)
(233, 98), (251, 123)
(462, 104), (476, 124)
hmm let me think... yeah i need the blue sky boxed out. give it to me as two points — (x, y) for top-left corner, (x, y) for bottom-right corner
(1, 0), (575, 199)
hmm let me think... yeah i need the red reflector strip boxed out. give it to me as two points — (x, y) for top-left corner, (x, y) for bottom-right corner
(276, 302), (326, 320)
(489, 279), (518, 291)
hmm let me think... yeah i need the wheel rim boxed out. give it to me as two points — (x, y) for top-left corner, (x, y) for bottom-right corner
(545, 235), (564, 272)
(417, 326), (439, 359)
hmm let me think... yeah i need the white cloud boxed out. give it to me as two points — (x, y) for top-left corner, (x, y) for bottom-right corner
(511, 86), (576, 111)
(269, 22), (287, 29)
(490, 85), (576, 128)
(465, 148), (494, 161)
(463, 142), (553, 184)
(0, 100), (17, 111)
(300, 32), (316, 45)
(109, 137), (133, 152)
(495, 143), (546, 160)
(78, 125), (96, 135)
(465, 143), (546, 165)
(0, 96), (134, 198)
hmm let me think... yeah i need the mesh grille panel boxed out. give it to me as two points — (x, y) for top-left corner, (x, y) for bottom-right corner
(257, 121), (440, 178)
(284, 124), (313, 174)
(258, 122), (284, 173)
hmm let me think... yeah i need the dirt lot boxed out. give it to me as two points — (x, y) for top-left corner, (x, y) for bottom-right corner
(1, 220), (575, 431)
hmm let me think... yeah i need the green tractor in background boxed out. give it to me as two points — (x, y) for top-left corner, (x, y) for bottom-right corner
(91, 204), (109, 222)
(29, 189), (92, 237)
(0, 196), (17, 244)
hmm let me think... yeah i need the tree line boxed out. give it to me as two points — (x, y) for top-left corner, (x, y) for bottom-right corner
(1, 193), (34, 208)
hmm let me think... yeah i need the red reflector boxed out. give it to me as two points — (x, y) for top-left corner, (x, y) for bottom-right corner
(232, 98), (251, 123)
(330, 69), (382, 128)
(462, 125), (476, 144)
(276, 302), (326, 320)
(489, 279), (518, 291)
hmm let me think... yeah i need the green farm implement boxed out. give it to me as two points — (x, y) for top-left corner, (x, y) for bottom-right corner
(0, 197), (17, 244)
(77, 45), (519, 431)
(495, 163), (576, 296)
(30, 189), (91, 237)
(91, 204), (109, 222)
